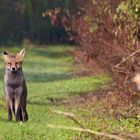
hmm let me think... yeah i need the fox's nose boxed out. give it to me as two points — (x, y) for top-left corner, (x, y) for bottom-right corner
(11, 67), (16, 71)
(11, 67), (17, 73)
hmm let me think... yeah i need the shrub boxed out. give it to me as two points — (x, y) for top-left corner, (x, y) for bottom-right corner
(114, 0), (140, 48)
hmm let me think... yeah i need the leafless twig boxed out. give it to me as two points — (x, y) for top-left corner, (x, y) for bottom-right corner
(115, 49), (140, 68)
(51, 110), (84, 128)
(48, 124), (125, 140)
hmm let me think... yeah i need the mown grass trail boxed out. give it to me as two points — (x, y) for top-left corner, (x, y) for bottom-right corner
(0, 45), (108, 140)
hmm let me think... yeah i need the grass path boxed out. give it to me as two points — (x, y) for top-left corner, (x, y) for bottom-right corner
(0, 46), (139, 139)
(0, 45), (108, 140)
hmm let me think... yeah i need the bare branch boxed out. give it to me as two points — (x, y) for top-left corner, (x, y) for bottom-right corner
(51, 110), (76, 117)
(51, 110), (84, 128)
(114, 48), (140, 68)
(48, 124), (125, 140)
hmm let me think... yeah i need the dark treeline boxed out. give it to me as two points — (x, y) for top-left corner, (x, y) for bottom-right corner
(0, 0), (75, 44)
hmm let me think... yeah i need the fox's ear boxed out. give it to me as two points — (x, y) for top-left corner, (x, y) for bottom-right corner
(2, 51), (9, 60)
(3, 51), (9, 55)
(17, 49), (25, 60)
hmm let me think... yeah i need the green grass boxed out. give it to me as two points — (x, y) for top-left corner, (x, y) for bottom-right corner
(0, 45), (109, 140)
(0, 45), (139, 139)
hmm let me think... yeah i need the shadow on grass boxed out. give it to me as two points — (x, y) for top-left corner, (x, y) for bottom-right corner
(27, 91), (85, 106)
(24, 61), (71, 72)
(30, 49), (70, 58)
(24, 61), (65, 68)
(28, 101), (51, 106)
(25, 72), (71, 83)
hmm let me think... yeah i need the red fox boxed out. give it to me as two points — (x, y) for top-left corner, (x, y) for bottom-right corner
(3, 49), (28, 122)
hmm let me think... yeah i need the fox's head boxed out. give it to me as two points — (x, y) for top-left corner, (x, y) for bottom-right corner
(3, 49), (25, 73)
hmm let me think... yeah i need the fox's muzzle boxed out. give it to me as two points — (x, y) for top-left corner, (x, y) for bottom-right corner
(10, 67), (17, 73)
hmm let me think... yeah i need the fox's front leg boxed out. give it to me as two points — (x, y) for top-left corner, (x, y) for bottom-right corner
(6, 98), (13, 121)
(15, 97), (22, 122)
(5, 87), (13, 121)
(14, 87), (28, 121)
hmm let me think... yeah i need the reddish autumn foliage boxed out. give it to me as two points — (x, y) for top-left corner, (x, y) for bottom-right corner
(45, 0), (140, 116)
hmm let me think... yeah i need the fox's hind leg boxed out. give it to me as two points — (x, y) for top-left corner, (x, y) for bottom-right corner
(19, 108), (23, 121)
(21, 107), (28, 122)
(20, 98), (28, 122)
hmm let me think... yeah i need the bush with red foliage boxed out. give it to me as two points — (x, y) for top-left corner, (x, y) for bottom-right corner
(43, 7), (77, 43)
(45, 0), (140, 116)
(73, 0), (140, 116)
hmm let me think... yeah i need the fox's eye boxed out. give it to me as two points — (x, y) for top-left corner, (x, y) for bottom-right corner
(16, 62), (20, 65)
(8, 63), (11, 65)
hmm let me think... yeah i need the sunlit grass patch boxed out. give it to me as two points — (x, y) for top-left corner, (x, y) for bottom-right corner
(0, 45), (109, 140)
